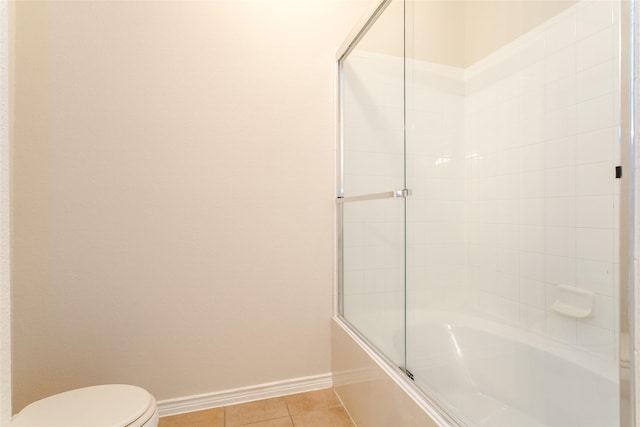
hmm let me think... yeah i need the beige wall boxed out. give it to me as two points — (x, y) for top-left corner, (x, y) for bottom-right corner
(410, 0), (467, 67)
(11, 0), (369, 412)
(356, 0), (466, 66)
(464, 0), (576, 65)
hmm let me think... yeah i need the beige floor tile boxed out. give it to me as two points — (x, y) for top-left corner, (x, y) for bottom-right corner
(238, 416), (294, 427)
(225, 397), (289, 426)
(290, 407), (355, 427)
(284, 389), (342, 415)
(159, 407), (225, 427)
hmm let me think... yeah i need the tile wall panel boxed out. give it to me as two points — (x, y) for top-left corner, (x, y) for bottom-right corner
(464, 0), (620, 361)
(406, 59), (467, 317)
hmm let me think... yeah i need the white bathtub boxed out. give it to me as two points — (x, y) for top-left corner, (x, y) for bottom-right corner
(406, 312), (619, 427)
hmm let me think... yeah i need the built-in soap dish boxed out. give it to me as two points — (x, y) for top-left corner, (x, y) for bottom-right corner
(550, 284), (594, 318)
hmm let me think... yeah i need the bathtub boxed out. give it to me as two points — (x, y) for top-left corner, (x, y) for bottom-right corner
(405, 311), (619, 427)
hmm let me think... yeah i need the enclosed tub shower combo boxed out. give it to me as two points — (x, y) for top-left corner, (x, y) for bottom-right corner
(333, 0), (635, 426)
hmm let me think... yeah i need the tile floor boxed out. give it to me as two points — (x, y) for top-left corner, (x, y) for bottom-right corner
(158, 388), (356, 427)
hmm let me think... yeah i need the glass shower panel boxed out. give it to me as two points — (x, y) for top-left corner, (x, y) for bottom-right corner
(339, 0), (406, 367)
(342, 198), (405, 365)
(341, 0), (405, 197)
(403, 0), (468, 340)
(403, 1), (622, 426)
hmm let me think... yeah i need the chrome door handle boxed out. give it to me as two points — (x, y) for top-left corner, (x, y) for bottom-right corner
(337, 189), (410, 203)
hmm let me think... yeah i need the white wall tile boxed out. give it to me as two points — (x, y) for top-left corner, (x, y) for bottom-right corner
(544, 45), (576, 83)
(344, 221), (365, 247)
(441, 158), (466, 179)
(581, 294), (615, 329)
(496, 224), (521, 250)
(545, 105), (577, 140)
(546, 75), (577, 112)
(496, 74), (523, 102)
(576, 1), (614, 40)
(576, 93), (616, 134)
(467, 200), (490, 223)
(545, 197), (576, 227)
(545, 226), (576, 257)
(576, 59), (615, 103)
(467, 222), (496, 246)
(468, 244), (497, 269)
(495, 199), (520, 224)
(521, 144), (545, 172)
(545, 167), (576, 197)
(520, 251), (545, 282)
(521, 198), (545, 225)
(546, 13), (577, 55)
(442, 244), (466, 265)
(575, 126), (615, 165)
(522, 88), (546, 116)
(576, 227), (614, 262)
(521, 171), (545, 198)
(547, 311), (578, 343)
(575, 162), (614, 195)
(520, 304), (546, 334)
(545, 254), (577, 285)
(521, 61), (546, 88)
(576, 259), (615, 296)
(497, 297), (520, 322)
(575, 195), (614, 228)
(520, 278), (546, 308)
(496, 274), (520, 301)
(477, 291), (499, 316)
(441, 222), (466, 244)
(495, 174), (520, 199)
(576, 27), (616, 72)
(521, 114), (546, 146)
(491, 148), (516, 175)
(520, 225), (545, 253)
(545, 135), (576, 169)
(519, 35), (547, 68)
(344, 245), (364, 271)
(441, 201), (466, 223)
(344, 270), (366, 294)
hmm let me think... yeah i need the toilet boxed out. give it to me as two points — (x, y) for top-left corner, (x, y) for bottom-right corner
(11, 384), (159, 427)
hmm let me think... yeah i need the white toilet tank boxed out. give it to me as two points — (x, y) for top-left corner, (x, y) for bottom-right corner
(11, 384), (159, 427)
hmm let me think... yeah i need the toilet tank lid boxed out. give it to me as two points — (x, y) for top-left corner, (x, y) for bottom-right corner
(12, 384), (153, 427)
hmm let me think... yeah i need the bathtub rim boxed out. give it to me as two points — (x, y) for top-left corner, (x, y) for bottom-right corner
(333, 315), (464, 427)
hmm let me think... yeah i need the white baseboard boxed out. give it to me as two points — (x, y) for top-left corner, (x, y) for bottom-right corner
(157, 373), (333, 417)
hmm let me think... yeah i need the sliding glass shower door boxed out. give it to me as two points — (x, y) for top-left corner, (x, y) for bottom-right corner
(338, 0), (407, 368)
(339, 0), (628, 425)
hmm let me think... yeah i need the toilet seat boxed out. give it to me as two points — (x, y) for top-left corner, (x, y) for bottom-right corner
(12, 384), (157, 427)
(128, 393), (158, 427)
